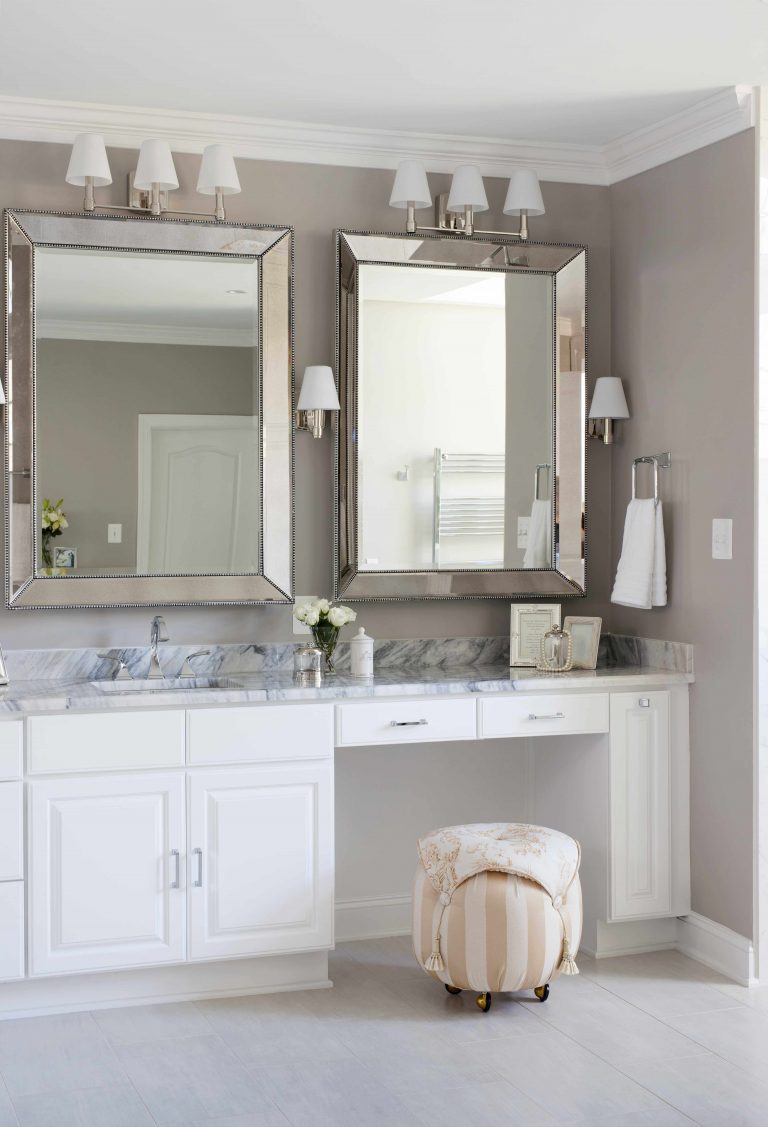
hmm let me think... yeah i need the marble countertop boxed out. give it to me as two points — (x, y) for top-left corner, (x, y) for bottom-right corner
(0, 663), (694, 716)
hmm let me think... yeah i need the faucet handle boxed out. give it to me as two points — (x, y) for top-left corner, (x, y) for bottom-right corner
(181, 650), (212, 677)
(97, 653), (133, 682)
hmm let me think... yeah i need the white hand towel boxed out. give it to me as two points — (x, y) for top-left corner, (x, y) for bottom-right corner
(611, 499), (667, 610)
(523, 499), (552, 569)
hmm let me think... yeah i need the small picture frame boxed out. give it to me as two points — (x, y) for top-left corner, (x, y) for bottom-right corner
(53, 546), (77, 569)
(510, 604), (561, 667)
(563, 616), (602, 670)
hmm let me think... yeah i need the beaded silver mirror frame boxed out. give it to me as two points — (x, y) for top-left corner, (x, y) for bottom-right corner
(335, 229), (587, 601)
(4, 209), (294, 609)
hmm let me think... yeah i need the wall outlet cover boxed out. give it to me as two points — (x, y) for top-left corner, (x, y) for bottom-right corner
(517, 516), (531, 550)
(712, 518), (733, 560)
(107, 523), (122, 544)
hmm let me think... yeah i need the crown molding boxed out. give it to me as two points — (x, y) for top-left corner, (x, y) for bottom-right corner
(0, 86), (755, 188)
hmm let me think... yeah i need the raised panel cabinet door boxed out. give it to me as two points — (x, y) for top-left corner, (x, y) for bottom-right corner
(188, 762), (333, 961)
(609, 692), (672, 921)
(29, 773), (186, 975)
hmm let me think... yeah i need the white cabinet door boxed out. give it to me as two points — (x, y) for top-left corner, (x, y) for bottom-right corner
(609, 692), (672, 921)
(188, 762), (333, 961)
(29, 773), (185, 975)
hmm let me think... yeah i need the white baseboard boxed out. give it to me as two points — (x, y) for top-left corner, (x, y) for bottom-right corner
(335, 895), (412, 942)
(676, 912), (756, 987)
(336, 896), (756, 986)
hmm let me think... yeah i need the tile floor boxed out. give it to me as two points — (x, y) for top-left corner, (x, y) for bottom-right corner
(0, 938), (766, 1125)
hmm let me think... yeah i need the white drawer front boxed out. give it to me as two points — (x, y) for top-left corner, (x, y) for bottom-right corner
(188, 704), (334, 765)
(337, 698), (477, 747)
(0, 883), (24, 980)
(0, 782), (22, 881)
(0, 722), (22, 780)
(479, 693), (609, 738)
(28, 711), (186, 774)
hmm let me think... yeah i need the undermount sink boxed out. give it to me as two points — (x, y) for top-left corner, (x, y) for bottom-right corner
(91, 677), (244, 694)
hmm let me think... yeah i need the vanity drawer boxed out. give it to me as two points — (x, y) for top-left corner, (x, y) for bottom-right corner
(479, 693), (609, 739)
(0, 722), (22, 779)
(188, 704), (334, 765)
(336, 698), (477, 747)
(27, 711), (186, 774)
(0, 782), (22, 881)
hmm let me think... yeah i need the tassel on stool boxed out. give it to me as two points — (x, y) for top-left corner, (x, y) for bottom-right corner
(559, 935), (579, 976)
(425, 937), (444, 972)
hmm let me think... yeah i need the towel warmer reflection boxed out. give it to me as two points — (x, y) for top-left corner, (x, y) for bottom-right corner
(632, 452), (671, 503)
(433, 449), (504, 568)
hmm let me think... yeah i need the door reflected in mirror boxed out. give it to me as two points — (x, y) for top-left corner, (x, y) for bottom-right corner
(35, 247), (261, 577)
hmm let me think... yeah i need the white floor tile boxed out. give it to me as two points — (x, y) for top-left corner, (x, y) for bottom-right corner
(10, 1084), (154, 1127)
(621, 1052), (768, 1127)
(579, 950), (738, 1018)
(115, 1034), (275, 1126)
(0, 1079), (17, 1127)
(398, 1078), (561, 1127)
(93, 1002), (213, 1046)
(0, 1013), (125, 1099)
(662, 1004), (768, 1080)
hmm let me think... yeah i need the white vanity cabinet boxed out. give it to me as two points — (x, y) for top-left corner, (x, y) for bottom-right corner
(188, 761), (333, 961)
(29, 772), (186, 975)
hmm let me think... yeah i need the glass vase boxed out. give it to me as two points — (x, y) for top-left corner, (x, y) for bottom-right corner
(311, 621), (341, 673)
(41, 534), (53, 569)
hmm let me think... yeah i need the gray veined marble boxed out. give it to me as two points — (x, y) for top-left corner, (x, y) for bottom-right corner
(602, 634), (694, 674)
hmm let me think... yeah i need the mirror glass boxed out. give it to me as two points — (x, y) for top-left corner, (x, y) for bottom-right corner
(35, 248), (260, 576)
(336, 232), (586, 601)
(5, 211), (293, 608)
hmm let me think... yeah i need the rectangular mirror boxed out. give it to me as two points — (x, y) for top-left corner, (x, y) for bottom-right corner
(5, 210), (293, 609)
(336, 231), (586, 600)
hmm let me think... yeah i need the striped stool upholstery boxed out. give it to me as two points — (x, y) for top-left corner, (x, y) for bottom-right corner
(412, 822), (582, 1011)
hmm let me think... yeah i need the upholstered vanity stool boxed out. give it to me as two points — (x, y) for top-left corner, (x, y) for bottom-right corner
(413, 823), (582, 1012)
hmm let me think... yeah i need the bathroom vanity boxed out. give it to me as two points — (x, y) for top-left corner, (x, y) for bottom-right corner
(0, 662), (691, 1018)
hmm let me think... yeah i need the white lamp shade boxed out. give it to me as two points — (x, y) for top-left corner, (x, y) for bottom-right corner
(197, 144), (241, 196)
(297, 366), (340, 411)
(447, 165), (488, 213)
(134, 139), (179, 191)
(588, 376), (630, 420)
(66, 134), (112, 187)
(503, 168), (545, 216)
(389, 160), (431, 210)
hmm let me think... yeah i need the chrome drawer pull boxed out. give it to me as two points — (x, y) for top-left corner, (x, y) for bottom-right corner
(170, 849), (180, 889)
(390, 719), (429, 727)
(527, 712), (566, 721)
(192, 847), (203, 887)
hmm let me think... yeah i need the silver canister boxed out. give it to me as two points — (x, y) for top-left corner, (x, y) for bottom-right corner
(293, 643), (323, 686)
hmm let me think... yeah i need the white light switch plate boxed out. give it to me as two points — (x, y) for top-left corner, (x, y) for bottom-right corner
(293, 595), (318, 634)
(107, 523), (122, 544)
(712, 518), (732, 560)
(517, 516), (530, 550)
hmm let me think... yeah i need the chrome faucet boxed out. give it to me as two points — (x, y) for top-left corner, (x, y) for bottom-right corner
(148, 615), (169, 680)
(180, 649), (212, 677)
(97, 652), (133, 682)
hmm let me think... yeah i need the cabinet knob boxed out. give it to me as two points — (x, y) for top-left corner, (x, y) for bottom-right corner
(639, 698), (650, 708)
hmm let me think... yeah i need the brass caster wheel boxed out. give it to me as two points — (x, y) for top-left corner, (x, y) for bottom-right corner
(534, 984), (550, 1002)
(444, 984), (462, 995)
(476, 991), (492, 1013)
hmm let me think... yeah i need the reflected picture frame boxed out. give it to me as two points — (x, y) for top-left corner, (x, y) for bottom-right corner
(563, 615), (602, 670)
(510, 603), (561, 667)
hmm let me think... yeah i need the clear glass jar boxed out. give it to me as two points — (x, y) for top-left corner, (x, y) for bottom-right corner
(537, 623), (573, 672)
(294, 643), (323, 686)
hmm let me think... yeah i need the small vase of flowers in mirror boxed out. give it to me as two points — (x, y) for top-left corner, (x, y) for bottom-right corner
(293, 599), (357, 673)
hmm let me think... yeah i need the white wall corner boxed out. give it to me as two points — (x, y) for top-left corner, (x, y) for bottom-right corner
(335, 895), (412, 943)
(676, 912), (756, 987)
(0, 87), (754, 188)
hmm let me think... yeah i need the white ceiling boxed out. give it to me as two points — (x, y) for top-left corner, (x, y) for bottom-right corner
(0, 1), (766, 146)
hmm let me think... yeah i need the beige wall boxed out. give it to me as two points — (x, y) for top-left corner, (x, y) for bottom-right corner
(609, 131), (757, 937)
(0, 138), (612, 649)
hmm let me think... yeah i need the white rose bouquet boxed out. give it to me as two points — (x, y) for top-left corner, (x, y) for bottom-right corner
(41, 497), (69, 568)
(293, 598), (356, 672)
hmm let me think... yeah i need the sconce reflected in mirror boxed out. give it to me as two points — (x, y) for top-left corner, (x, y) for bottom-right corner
(65, 134), (242, 222)
(296, 366), (340, 439)
(588, 377), (630, 445)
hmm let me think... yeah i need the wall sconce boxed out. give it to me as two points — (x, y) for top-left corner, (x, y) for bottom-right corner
(390, 160), (546, 240)
(588, 377), (630, 445)
(65, 134), (242, 221)
(296, 366), (340, 439)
